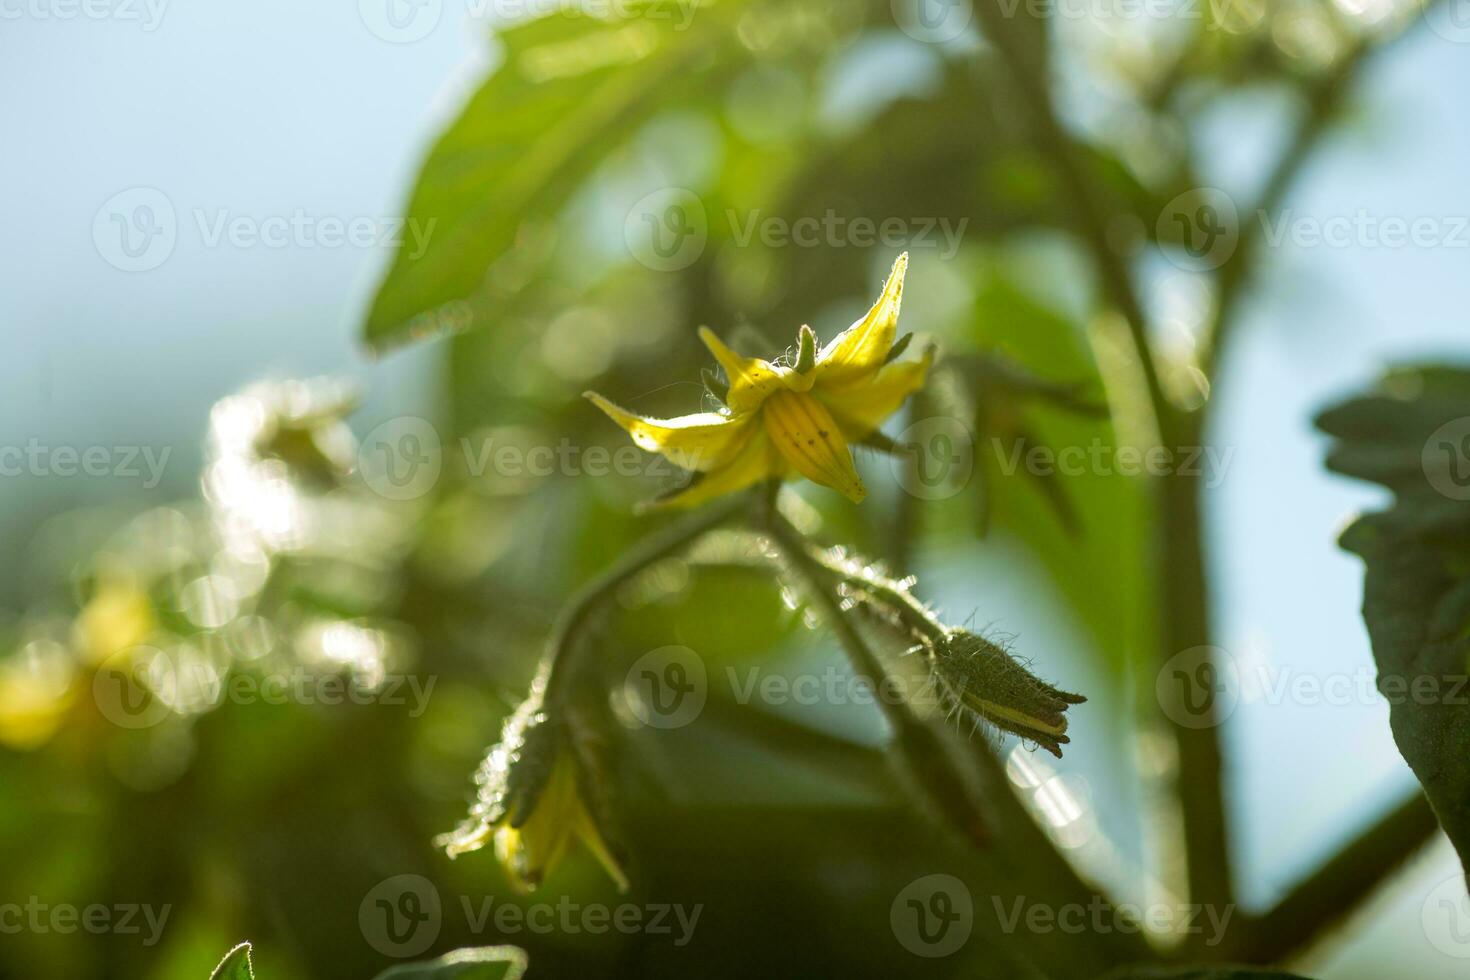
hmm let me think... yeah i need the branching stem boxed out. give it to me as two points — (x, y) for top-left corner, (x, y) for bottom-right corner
(763, 503), (993, 849)
(544, 493), (748, 709)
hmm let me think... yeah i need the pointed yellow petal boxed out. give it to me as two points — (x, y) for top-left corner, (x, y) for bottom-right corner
(573, 797), (630, 894)
(697, 327), (789, 413)
(645, 428), (779, 510)
(816, 346), (934, 441)
(496, 760), (577, 892)
(761, 390), (866, 503)
(585, 392), (752, 472)
(817, 252), (907, 384)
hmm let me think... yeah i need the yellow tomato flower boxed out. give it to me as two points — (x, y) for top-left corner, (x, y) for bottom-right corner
(489, 750), (629, 894)
(586, 252), (932, 508)
(438, 676), (629, 893)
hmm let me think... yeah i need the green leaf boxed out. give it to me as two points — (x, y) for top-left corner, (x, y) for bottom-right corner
(371, 946), (528, 980)
(1317, 364), (1470, 873)
(963, 267), (1154, 683)
(209, 943), (255, 980)
(362, 3), (743, 352)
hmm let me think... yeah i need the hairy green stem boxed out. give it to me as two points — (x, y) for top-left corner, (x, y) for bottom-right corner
(543, 492), (748, 709)
(763, 505), (993, 849)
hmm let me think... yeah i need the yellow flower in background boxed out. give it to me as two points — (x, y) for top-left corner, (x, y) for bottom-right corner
(74, 579), (155, 665)
(586, 252), (932, 508)
(0, 645), (76, 751)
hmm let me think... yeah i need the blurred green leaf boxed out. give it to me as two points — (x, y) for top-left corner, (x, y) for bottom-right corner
(963, 265), (1153, 682)
(1318, 364), (1470, 873)
(363, 3), (747, 351)
(371, 946), (528, 980)
(209, 944), (255, 980)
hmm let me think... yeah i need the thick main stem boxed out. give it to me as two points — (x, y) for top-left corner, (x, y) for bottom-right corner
(976, 0), (1235, 912)
(1159, 408), (1235, 916)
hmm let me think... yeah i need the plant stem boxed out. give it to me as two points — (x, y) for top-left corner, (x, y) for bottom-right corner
(975, 0), (1236, 912)
(544, 492), (749, 708)
(974, 1), (1170, 428)
(763, 505), (993, 849)
(1223, 791), (1440, 965)
(1200, 37), (1373, 380)
(1157, 408), (1236, 917)
(1168, 29), (1402, 928)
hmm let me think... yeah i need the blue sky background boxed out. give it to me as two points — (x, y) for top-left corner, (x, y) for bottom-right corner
(2, 2), (1468, 975)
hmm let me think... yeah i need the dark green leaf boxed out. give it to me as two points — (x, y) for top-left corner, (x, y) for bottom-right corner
(1317, 364), (1470, 873)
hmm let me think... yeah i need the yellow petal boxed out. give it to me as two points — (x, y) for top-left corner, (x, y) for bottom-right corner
(645, 428), (780, 510)
(817, 252), (907, 384)
(816, 346), (934, 440)
(573, 796), (630, 894)
(697, 327), (789, 413)
(496, 755), (578, 892)
(761, 390), (866, 503)
(585, 392), (752, 472)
